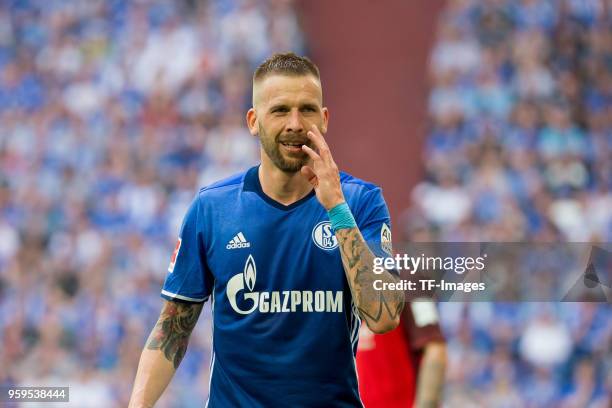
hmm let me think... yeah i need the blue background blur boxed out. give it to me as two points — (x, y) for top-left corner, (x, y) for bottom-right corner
(0, 0), (610, 407)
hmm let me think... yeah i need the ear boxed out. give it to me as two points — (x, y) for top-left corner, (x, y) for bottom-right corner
(246, 108), (258, 136)
(321, 107), (330, 134)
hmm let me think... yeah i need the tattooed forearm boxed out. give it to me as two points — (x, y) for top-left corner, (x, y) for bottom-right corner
(415, 343), (446, 408)
(146, 301), (203, 369)
(336, 227), (404, 332)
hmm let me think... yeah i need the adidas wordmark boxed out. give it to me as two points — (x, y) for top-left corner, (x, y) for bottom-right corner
(226, 232), (251, 249)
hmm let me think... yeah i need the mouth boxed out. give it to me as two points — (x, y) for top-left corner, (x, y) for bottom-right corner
(279, 141), (307, 153)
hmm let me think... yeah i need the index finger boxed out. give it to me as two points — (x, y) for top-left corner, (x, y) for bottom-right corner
(306, 124), (331, 157)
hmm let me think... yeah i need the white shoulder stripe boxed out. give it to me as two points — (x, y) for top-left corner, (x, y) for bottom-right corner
(161, 289), (208, 302)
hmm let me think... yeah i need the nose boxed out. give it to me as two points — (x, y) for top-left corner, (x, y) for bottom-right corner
(285, 109), (304, 134)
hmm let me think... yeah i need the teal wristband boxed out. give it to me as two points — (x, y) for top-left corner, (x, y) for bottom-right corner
(328, 202), (357, 231)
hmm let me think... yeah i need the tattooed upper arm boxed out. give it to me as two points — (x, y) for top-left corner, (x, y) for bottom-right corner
(146, 300), (204, 369)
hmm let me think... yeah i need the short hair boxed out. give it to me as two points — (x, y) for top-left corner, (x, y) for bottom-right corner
(253, 52), (320, 83)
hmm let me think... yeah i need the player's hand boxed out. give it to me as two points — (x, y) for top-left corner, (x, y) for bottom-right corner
(300, 124), (346, 211)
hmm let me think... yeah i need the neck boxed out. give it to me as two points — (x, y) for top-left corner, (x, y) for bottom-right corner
(258, 156), (313, 206)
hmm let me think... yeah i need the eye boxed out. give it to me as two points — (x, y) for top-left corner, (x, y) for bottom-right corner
(272, 107), (289, 114)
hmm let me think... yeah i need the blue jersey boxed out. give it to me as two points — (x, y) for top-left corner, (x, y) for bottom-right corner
(162, 165), (392, 407)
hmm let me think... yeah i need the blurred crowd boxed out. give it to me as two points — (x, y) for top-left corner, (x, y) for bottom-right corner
(0, 0), (301, 406)
(0, 0), (610, 407)
(410, 0), (611, 243)
(403, 0), (611, 406)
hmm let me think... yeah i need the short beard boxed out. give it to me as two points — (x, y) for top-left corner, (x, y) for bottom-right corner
(258, 124), (309, 173)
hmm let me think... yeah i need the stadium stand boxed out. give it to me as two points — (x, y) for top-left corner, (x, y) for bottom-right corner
(404, 0), (610, 406)
(0, 0), (609, 407)
(0, 0), (302, 406)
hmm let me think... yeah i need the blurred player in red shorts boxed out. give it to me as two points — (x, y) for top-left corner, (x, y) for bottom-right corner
(357, 299), (446, 407)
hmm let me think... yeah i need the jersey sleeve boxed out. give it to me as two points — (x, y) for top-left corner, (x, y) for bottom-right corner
(161, 194), (213, 303)
(353, 187), (394, 259)
(401, 300), (445, 350)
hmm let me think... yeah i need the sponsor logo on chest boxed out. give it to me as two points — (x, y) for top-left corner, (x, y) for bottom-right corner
(227, 255), (343, 315)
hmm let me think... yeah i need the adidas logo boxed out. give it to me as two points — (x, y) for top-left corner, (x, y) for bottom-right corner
(226, 232), (251, 249)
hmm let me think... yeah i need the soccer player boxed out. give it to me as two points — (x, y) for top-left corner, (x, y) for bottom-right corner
(356, 300), (446, 408)
(128, 53), (404, 407)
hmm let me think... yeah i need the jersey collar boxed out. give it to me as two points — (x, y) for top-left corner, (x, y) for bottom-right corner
(243, 165), (316, 211)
